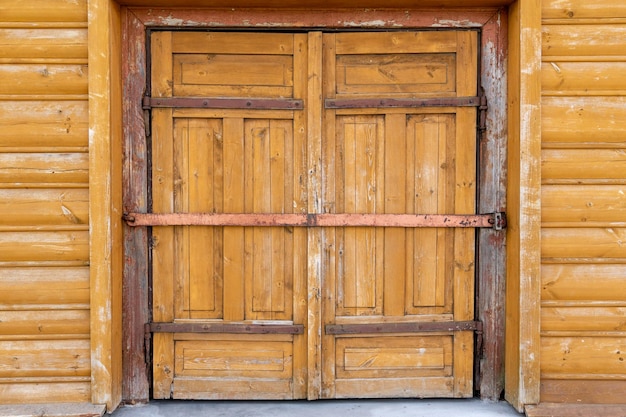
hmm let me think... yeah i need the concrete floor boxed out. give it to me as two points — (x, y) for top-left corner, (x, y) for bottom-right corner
(111, 399), (523, 417)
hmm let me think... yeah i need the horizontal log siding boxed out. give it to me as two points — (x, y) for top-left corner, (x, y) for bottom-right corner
(0, 0), (90, 404)
(541, 0), (626, 404)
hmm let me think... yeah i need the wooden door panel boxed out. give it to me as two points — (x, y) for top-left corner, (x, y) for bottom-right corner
(171, 32), (296, 99)
(150, 31), (308, 400)
(336, 336), (453, 378)
(336, 54), (456, 96)
(171, 334), (296, 400)
(321, 31), (477, 399)
(149, 30), (478, 400)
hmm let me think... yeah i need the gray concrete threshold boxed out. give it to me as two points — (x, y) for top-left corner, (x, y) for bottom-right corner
(112, 399), (523, 417)
(0, 403), (105, 417)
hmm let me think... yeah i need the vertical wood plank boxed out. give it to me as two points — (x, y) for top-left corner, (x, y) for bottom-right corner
(452, 31), (478, 398)
(173, 119), (190, 320)
(506, 0), (542, 410)
(412, 116), (440, 308)
(478, 9), (507, 401)
(292, 33), (308, 399)
(383, 113), (407, 317)
(89, 0), (123, 409)
(149, 31), (175, 400)
(223, 118), (245, 322)
(307, 31), (323, 400)
(321, 32), (337, 399)
(121, 7), (150, 402)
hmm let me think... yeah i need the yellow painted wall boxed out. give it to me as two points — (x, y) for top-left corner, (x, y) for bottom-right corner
(0, 0), (91, 403)
(540, 0), (626, 404)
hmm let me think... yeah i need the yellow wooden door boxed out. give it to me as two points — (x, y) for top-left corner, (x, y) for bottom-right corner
(149, 32), (309, 399)
(320, 31), (478, 398)
(146, 30), (478, 400)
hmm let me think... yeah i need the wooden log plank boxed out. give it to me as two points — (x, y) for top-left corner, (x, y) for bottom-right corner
(542, 228), (626, 259)
(0, 381), (90, 404)
(542, 149), (626, 182)
(542, 62), (626, 93)
(0, 339), (90, 378)
(542, 306), (626, 332)
(542, 97), (626, 145)
(1, 0), (88, 23)
(542, 25), (626, 57)
(0, 65), (87, 95)
(0, 153), (88, 185)
(542, 0), (626, 20)
(541, 336), (626, 376)
(542, 185), (626, 225)
(0, 29), (87, 60)
(0, 188), (88, 226)
(0, 266), (89, 307)
(0, 231), (89, 262)
(539, 380), (626, 405)
(542, 264), (626, 301)
(0, 101), (88, 148)
(0, 310), (89, 336)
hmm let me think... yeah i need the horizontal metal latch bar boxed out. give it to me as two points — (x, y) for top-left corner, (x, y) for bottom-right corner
(325, 321), (482, 335)
(143, 96), (304, 110)
(124, 212), (506, 229)
(149, 322), (304, 335)
(325, 96), (481, 109)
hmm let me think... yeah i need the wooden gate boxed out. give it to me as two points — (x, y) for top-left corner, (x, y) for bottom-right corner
(128, 30), (484, 400)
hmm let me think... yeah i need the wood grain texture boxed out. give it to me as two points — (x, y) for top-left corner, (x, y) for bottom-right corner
(542, 0), (626, 20)
(88, 0), (123, 409)
(542, 264), (626, 302)
(506, 0), (542, 411)
(542, 25), (626, 57)
(539, 380), (626, 404)
(0, 101), (88, 150)
(542, 149), (626, 183)
(1, 0), (88, 24)
(540, 0), (626, 409)
(0, 29), (87, 61)
(542, 97), (626, 145)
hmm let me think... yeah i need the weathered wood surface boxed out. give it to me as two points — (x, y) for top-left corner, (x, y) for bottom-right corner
(0, 0), (90, 405)
(121, 8), (151, 403)
(540, 0), (626, 407)
(146, 29), (480, 401)
(1, 0), (88, 24)
(505, 0), (542, 412)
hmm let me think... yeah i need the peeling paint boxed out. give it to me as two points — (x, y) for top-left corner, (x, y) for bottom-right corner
(432, 19), (482, 28)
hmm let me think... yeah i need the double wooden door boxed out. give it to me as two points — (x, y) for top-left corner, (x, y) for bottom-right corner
(146, 30), (478, 400)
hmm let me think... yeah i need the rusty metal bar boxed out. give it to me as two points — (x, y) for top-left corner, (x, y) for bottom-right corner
(124, 212), (506, 229)
(325, 96), (480, 109)
(143, 96), (303, 110)
(149, 322), (304, 335)
(325, 321), (482, 335)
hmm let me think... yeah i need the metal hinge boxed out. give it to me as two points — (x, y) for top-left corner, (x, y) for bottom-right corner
(478, 93), (488, 134)
(144, 322), (152, 366)
(142, 99), (151, 137)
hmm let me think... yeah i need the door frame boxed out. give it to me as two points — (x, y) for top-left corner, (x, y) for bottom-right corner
(88, 1), (541, 413)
